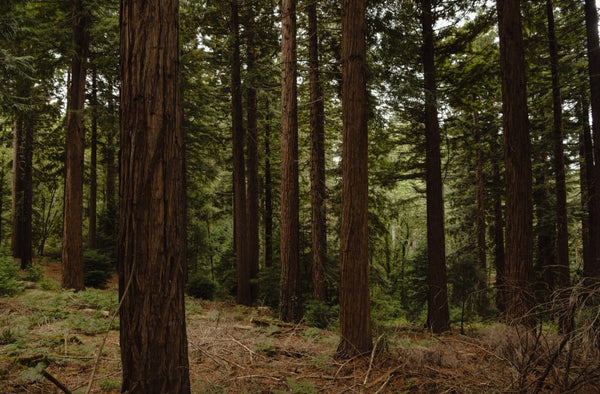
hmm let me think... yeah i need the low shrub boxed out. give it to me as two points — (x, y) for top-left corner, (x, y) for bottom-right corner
(83, 250), (115, 289)
(186, 273), (217, 300)
(0, 254), (20, 296)
(21, 264), (44, 282)
(304, 300), (337, 329)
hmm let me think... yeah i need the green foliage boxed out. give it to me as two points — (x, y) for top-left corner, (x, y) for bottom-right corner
(447, 252), (484, 319)
(100, 379), (121, 391)
(83, 249), (114, 289)
(0, 327), (17, 344)
(284, 378), (319, 394)
(258, 264), (281, 309)
(303, 300), (337, 329)
(371, 291), (404, 324)
(21, 264), (44, 282)
(186, 272), (217, 300)
(0, 253), (19, 296)
(404, 247), (429, 321)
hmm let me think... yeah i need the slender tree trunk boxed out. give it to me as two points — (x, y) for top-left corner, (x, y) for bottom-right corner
(231, 0), (251, 305)
(579, 92), (595, 275)
(492, 158), (506, 312)
(474, 111), (488, 314)
(279, 0), (301, 322)
(308, 0), (327, 302)
(421, 0), (450, 333)
(534, 158), (556, 298)
(119, 0), (190, 391)
(264, 98), (273, 269)
(497, 0), (534, 326)
(546, 0), (569, 289)
(246, 19), (260, 304)
(62, 0), (89, 291)
(88, 67), (98, 249)
(337, 0), (372, 357)
(584, 0), (600, 278)
(105, 83), (117, 221)
(11, 97), (33, 270)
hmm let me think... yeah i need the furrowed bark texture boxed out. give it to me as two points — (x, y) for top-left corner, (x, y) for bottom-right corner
(119, 0), (191, 391)
(497, 0), (535, 326)
(279, 0), (301, 323)
(308, 0), (327, 302)
(337, 0), (372, 357)
(62, 0), (89, 291)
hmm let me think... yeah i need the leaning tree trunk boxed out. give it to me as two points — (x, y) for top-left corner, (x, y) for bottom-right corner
(231, 0), (251, 305)
(118, 0), (190, 391)
(546, 0), (569, 289)
(421, 0), (450, 334)
(497, 0), (535, 326)
(62, 0), (89, 291)
(337, 0), (372, 358)
(308, 0), (328, 302)
(246, 19), (260, 304)
(279, 0), (301, 323)
(584, 0), (600, 278)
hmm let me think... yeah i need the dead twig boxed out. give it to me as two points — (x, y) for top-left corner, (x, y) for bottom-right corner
(363, 334), (383, 385)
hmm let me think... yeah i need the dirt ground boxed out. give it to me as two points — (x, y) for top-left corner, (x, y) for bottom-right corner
(1, 261), (598, 393)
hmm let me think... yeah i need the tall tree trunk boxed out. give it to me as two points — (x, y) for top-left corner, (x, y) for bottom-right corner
(497, 0), (534, 326)
(534, 158), (556, 298)
(579, 92), (595, 276)
(231, 0), (250, 305)
(421, 0), (450, 333)
(279, 0), (301, 322)
(337, 0), (372, 357)
(584, 0), (600, 278)
(62, 0), (89, 291)
(119, 0), (190, 391)
(474, 111), (488, 314)
(246, 18), (259, 304)
(492, 158), (506, 312)
(88, 67), (98, 250)
(11, 93), (33, 270)
(308, 0), (327, 302)
(105, 80), (117, 221)
(264, 97), (273, 269)
(546, 0), (569, 289)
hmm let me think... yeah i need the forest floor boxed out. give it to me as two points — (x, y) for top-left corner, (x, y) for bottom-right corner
(1, 261), (598, 393)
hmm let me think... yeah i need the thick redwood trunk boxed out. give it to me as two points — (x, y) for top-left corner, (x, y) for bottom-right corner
(308, 0), (327, 302)
(279, 0), (301, 322)
(231, 0), (250, 305)
(118, 0), (190, 391)
(422, 0), (450, 333)
(497, 0), (534, 326)
(246, 23), (259, 304)
(337, 0), (372, 357)
(546, 0), (569, 288)
(584, 0), (600, 278)
(62, 0), (89, 291)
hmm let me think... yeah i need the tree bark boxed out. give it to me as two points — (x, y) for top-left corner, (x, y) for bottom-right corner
(118, 0), (190, 391)
(308, 0), (327, 302)
(279, 0), (301, 323)
(246, 18), (259, 304)
(88, 67), (97, 250)
(474, 111), (488, 314)
(497, 0), (534, 326)
(62, 0), (89, 291)
(337, 0), (372, 357)
(534, 158), (555, 298)
(231, 0), (251, 306)
(492, 157), (506, 312)
(421, 0), (450, 333)
(584, 0), (600, 278)
(264, 97), (273, 269)
(546, 0), (569, 289)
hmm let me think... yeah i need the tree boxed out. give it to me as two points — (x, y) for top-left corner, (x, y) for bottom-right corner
(88, 67), (98, 249)
(62, 0), (89, 291)
(308, 0), (327, 302)
(584, 0), (600, 279)
(279, 0), (301, 323)
(246, 7), (259, 303)
(264, 97), (273, 269)
(421, 0), (450, 333)
(497, 0), (534, 325)
(337, 0), (372, 357)
(231, 0), (251, 305)
(118, 0), (190, 391)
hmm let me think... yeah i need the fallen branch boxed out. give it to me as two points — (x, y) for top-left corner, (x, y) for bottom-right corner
(42, 370), (72, 394)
